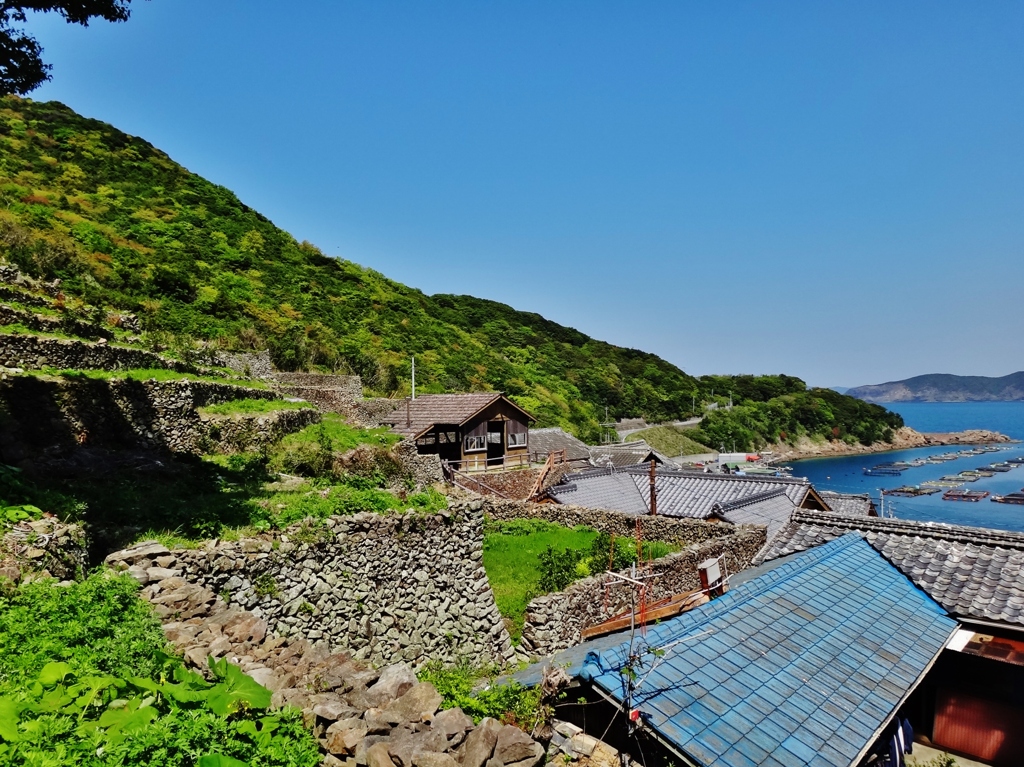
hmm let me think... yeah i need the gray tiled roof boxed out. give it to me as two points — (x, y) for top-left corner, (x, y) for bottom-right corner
(381, 393), (529, 438)
(547, 466), (815, 521)
(588, 440), (680, 469)
(711, 488), (798, 540)
(756, 510), (1024, 630)
(819, 490), (875, 516)
(546, 468), (650, 514)
(527, 427), (592, 463)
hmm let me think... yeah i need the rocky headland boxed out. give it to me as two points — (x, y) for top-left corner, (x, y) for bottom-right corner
(770, 426), (1013, 462)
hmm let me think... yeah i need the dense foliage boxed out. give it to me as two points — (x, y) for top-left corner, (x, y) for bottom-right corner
(0, 96), (705, 439)
(690, 386), (905, 452)
(416, 661), (542, 728)
(0, 573), (320, 766)
(482, 518), (675, 638)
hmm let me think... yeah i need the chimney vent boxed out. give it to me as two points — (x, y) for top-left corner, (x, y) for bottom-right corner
(698, 557), (725, 597)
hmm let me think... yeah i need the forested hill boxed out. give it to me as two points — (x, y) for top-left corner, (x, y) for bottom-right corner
(0, 96), (703, 438)
(848, 372), (1024, 403)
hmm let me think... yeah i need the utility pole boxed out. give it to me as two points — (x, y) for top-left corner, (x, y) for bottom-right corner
(648, 459), (657, 515)
(411, 356), (416, 400)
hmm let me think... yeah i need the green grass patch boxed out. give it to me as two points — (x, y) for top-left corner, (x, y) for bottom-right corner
(483, 518), (678, 640)
(0, 572), (320, 766)
(37, 367), (268, 389)
(629, 425), (712, 457)
(277, 413), (399, 452)
(200, 398), (309, 416)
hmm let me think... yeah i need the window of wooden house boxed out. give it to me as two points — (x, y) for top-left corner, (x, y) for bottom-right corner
(507, 419), (528, 448)
(465, 435), (486, 452)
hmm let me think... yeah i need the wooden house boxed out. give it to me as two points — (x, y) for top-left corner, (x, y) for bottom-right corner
(382, 393), (535, 471)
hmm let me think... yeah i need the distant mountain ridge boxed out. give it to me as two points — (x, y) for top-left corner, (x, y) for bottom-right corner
(847, 372), (1024, 403)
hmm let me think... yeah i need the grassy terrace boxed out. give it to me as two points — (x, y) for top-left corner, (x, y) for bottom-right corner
(34, 367), (268, 388)
(483, 518), (677, 640)
(629, 424), (712, 457)
(1, 412), (433, 553)
(200, 397), (310, 416)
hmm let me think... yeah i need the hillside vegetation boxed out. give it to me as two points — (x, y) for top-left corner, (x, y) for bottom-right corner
(847, 371), (1024, 403)
(0, 96), (701, 439)
(0, 97), (902, 445)
(627, 425), (712, 457)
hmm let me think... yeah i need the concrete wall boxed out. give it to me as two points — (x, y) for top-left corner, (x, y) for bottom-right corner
(108, 500), (517, 669)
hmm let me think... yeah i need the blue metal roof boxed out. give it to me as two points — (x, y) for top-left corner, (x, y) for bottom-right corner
(577, 535), (957, 767)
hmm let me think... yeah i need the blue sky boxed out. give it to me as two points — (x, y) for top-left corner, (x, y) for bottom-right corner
(20, 1), (1024, 387)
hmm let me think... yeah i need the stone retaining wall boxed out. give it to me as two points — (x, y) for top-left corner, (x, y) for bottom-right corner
(213, 350), (274, 379)
(269, 372), (397, 427)
(0, 376), (290, 461)
(0, 303), (113, 340)
(482, 497), (738, 547)
(202, 408), (322, 454)
(0, 333), (181, 372)
(519, 528), (766, 656)
(476, 496), (767, 656)
(109, 500), (517, 669)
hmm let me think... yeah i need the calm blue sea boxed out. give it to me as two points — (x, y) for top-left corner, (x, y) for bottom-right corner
(791, 402), (1024, 532)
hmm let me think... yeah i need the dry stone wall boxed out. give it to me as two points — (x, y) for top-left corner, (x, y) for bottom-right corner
(0, 333), (183, 372)
(476, 496), (767, 656)
(109, 501), (517, 669)
(104, 540), (547, 767)
(0, 376), (295, 461)
(482, 497), (737, 547)
(0, 303), (113, 340)
(518, 528), (766, 656)
(213, 350), (274, 379)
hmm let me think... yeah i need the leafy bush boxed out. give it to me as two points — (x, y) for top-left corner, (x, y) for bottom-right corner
(0, 573), (320, 766)
(417, 661), (542, 727)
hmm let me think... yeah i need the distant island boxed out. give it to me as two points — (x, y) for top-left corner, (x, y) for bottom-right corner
(847, 372), (1024, 403)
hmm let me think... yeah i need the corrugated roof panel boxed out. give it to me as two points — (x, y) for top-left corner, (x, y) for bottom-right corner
(578, 535), (957, 767)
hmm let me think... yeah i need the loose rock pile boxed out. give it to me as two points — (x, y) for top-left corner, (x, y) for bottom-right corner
(105, 541), (546, 767)
(0, 515), (87, 582)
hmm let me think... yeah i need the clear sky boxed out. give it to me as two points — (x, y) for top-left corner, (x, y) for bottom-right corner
(20, 1), (1024, 388)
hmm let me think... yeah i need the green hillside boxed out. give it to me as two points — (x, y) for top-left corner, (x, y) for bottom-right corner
(0, 96), (700, 439)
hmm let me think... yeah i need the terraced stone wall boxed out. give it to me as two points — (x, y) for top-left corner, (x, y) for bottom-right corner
(0, 376), (289, 461)
(116, 500), (517, 669)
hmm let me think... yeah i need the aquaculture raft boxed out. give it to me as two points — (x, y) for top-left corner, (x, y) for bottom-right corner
(992, 492), (1024, 505)
(943, 489), (990, 502)
(884, 486), (941, 497)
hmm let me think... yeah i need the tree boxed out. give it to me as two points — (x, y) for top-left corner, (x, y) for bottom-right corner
(0, 1), (135, 95)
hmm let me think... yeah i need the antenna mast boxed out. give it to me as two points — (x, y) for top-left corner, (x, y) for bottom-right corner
(411, 356), (416, 401)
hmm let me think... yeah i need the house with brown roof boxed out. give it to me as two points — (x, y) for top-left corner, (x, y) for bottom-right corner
(381, 392), (534, 471)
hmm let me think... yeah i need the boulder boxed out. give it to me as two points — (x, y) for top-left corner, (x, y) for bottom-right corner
(413, 754), (459, 767)
(367, 742), (397, 767)
(368, 663), (418, 706)
(494, 725), (540, 765)
(431, 707), (473, 745)
(460, 717), (503, 767)
(382, 683), (442, 725)
(314, 698), (362, 723)
(326, 722), (369, 756)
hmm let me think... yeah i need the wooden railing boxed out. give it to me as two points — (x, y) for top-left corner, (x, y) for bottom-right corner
(442, 453), (531, 473)
(527, 449), (567, 500)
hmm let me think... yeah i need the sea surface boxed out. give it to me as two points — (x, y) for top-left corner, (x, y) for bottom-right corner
(790, 402), (1024, 533)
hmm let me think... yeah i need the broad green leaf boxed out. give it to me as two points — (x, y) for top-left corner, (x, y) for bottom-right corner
(199, 755), (249, 767)
(203, 658), (271, 715)
(38, 661), (73, 686)
(0, 697), (21, 742)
